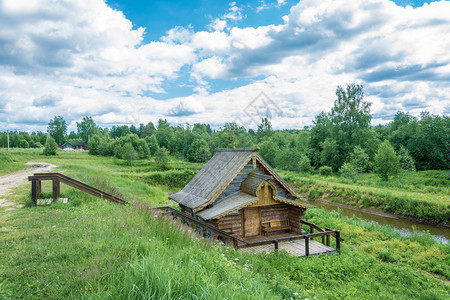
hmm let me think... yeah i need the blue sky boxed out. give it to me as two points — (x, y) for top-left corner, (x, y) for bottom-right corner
(0, 0), (449, 132)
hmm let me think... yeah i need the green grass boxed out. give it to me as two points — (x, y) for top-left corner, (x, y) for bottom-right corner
(0, 151), (26, 176)
(279, 170), (450, 225)
(0, 149), (449, 299)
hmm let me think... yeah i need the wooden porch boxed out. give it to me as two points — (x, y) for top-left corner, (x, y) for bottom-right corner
(151, 206), (342, 257)
(240, 232), (336, 257)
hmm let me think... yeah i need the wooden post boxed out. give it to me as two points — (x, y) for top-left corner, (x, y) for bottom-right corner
(36, 180), (41, 199)
(326, 235), (330, 246)
(31, 180), (37, 205)
(336, 231), (341, 253)
(305, 237), (310, 256)
(310, 226), (313, 241)
(233, 239), (238, 250)
(274, 240), (279, 252)
(52, 179), (60, 202)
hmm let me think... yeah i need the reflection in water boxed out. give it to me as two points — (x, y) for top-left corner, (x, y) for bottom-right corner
(308, 200), (449, 244)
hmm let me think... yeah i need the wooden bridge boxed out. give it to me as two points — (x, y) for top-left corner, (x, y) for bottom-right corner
(28, 173), (128, 205)
(148, 206), (342, 257)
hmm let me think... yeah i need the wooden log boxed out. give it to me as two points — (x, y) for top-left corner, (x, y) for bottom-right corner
(31, 180), (37, 205)
(305, 237), (310, 256)
(336, 231), (341, 252)
(52, 179), (60, 202)
(36, 180), (41, 199)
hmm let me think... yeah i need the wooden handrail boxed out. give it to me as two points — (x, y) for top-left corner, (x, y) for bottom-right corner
(28, 173), (128, 205)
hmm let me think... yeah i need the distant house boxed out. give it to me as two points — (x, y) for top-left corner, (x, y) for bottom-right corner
(169, 147), (315, 238)
(61, 142), (87, 150)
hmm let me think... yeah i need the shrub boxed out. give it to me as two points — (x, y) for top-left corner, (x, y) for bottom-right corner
(308, 186), (324, 199)
(319, 166), (333, 176)
(18, 139), (29, 148)
(298, 155), (313, 173)
(340, 162), (357, 181)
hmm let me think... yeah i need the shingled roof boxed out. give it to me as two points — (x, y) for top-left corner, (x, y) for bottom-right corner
(169, 147), (311, 214)
(170, 148), (257, 211)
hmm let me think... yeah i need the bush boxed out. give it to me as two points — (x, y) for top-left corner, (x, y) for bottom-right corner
(139, 170), (196, 188)
(308, 186), (324, 199)
(340, 162), (357, 181)
(298, 155), (313, 173)
(43, 137), (57, 156)
(319, 166), (333, 176)
(18, 139), (29, 148)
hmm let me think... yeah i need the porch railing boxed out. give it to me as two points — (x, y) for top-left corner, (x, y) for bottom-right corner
(148, 206), (342, 256)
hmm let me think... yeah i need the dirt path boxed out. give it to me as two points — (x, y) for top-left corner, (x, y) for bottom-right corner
(0, 162), (57, 211)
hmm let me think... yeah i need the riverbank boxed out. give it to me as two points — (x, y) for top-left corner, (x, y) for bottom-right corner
(280, 170), (449, 227)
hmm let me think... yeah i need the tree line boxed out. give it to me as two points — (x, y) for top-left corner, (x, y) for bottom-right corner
(1, 83), (448, 179)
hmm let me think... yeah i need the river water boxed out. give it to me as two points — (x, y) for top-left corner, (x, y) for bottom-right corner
(308, 200), (449, 244)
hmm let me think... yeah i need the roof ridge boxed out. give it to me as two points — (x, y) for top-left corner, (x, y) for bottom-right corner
(215, 147), (260, 152)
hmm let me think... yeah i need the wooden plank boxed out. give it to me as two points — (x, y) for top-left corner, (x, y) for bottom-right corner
(52, 179), (60, 202)
(243, 207), (260, 237)
(31, 180), (37, 205)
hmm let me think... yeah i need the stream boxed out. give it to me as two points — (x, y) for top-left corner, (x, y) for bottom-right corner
(308, 200), (449, 244)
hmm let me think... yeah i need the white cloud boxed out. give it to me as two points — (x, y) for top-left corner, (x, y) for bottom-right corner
(1, 0), (449, 131)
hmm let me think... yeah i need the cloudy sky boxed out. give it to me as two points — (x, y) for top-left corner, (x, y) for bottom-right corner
(0, 0), (449, 132)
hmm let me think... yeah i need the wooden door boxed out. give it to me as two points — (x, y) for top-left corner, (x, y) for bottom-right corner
(243, 207), (260, 237)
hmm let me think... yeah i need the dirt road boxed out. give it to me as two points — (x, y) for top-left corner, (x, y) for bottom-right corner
(0, 162), (57, 211)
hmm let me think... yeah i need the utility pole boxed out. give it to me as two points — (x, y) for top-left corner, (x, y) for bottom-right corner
(7, 130), (10, 151)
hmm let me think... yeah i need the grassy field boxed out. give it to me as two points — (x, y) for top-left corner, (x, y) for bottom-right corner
(0, 149), (449, 299)
(279, 170), (450, 225)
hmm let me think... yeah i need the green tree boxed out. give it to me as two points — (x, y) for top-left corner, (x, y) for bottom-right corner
(43, 136), (58, 156)
(140, 122), (156, 138)
(47, 116), (67, 145)
(121, 142), (138, 166)
(187, 138), (210, 162)
(349, 145), (370, 180)
(145, 135), (159, 156)
(18, 139), (29, 148)
(275, 147), (303, 172)
(88, 135), (101, 155)
(155, 147), (170, 171)
(374, 140), (400, 181)
(399, 145), (415, 171)
(258, 140), (279, 167)
(257, 117), (273, 141)
(298, 155), (313, 173)
(319, 138), (339, 170)
(77, 116), (99, 143)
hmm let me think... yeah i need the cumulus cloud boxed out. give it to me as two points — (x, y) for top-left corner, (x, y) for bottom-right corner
(169, 97), (205, 116)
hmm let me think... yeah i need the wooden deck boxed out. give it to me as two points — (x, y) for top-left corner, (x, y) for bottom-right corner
(240, 233), (336, 257)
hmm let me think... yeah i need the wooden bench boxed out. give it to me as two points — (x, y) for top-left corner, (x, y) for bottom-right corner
(261, 219), (291, 236)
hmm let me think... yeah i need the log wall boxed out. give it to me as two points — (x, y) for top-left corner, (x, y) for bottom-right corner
(216, 211), (242, 237)
(261, 204), (288, 222)
(288, 206), (306, 233)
